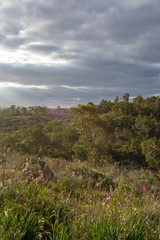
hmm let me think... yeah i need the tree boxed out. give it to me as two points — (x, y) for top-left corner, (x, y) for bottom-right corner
(9, 105), (16, 115)
(71, 104), (113, 165)
(134, 115), (156, 139)
(142, 138), (160, 171)
(97, 100), (113, 114)
(45, 120), (79, 160)
(122, 93), (130, 103)
(114, 96), (119, 104)
(20, 106), (28, 115)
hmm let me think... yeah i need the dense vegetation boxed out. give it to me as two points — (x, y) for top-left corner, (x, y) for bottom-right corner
(0, 94), (160, 171)
(0, 94), (160, 239)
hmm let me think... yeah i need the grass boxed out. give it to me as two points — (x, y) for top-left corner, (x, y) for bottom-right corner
(0, 152), (160, 239)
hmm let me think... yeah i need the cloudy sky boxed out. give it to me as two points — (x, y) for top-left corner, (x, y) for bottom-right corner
(0, 0), (160, 107)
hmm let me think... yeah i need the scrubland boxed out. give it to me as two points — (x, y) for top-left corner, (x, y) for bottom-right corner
(0, 96), (160, 239)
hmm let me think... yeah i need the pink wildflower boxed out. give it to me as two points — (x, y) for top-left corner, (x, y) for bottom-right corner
(106, 196), (111, 202)
(101, 196), (111, 206)
(142, 185), (146, 193)
(95, 182), (98, 189)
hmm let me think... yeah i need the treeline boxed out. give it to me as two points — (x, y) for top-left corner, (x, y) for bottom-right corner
(0, 94), (160, 171)
(0, 105), (47, 116)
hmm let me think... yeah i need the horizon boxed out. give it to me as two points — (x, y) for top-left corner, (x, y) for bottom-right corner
(0, 93), (159, 109)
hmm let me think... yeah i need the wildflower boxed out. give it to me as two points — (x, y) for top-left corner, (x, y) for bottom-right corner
(106, 196), (111, 202)
(142, 185), (146, 193)
(87, 181), (91, 186)
(95, 182), (98, 189)
(101, 195), (111, 206)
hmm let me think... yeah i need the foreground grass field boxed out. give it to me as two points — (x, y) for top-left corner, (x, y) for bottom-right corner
(0, 152), (160, 239)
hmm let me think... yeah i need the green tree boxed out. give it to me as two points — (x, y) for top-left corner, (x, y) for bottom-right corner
(114, 96), (119, 104)
(9, 105), (16, 115)
(20, 106), (28, 116)
(122, 93), (130, 103)
(97, 100), (113, 114)
(45, 120), (79, 160)
(142, 138), (160, 171)
(72, 104), (113, 165)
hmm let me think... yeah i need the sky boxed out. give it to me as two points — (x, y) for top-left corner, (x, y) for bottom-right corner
(0, 0), (160, 107)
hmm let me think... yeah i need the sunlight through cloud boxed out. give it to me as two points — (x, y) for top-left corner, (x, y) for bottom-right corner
(0, 82), (49, 89)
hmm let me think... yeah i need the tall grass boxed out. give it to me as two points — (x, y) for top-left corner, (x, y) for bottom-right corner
(0, 153), (159, 239)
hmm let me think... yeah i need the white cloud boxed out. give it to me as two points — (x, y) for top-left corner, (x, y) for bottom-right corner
(0, 82), (49, 89)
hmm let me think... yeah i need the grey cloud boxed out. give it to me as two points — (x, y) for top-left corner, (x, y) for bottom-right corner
(1, 37), (27, 49)
(0, 84), (99, 107)
(0, 80), (159, 108)
(0, 21), (22, 36)
(104, 2), (160, 44)
(27, 44), (61, 55)
(0, 59), (160, 91)
(0, 35), (6, 42)
(128, 27), (160, 63)
(0, 0), (160, 106)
